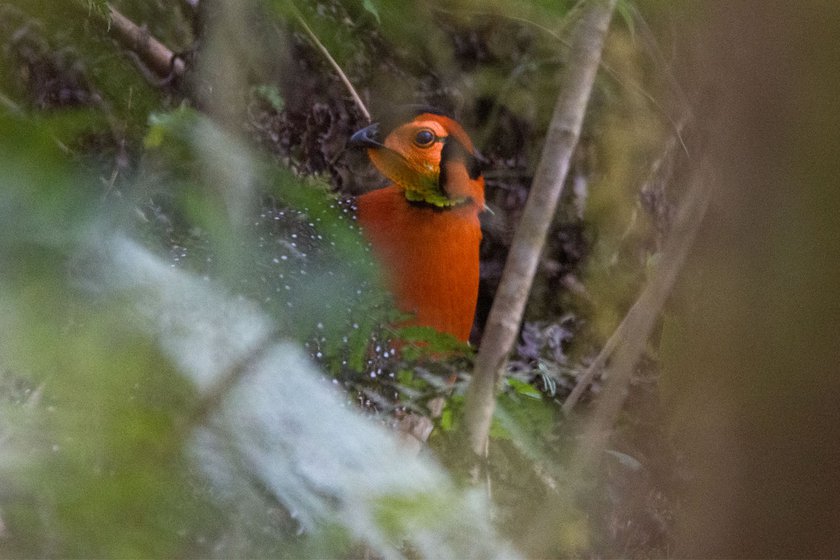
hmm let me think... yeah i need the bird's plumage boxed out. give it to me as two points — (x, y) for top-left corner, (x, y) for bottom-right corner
(352, 110), (484, 342)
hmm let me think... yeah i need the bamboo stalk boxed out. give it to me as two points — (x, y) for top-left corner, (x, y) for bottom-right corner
(461, 0), (618, 460)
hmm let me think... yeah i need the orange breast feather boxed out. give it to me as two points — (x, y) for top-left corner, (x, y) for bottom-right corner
(357, 186), (482, 342)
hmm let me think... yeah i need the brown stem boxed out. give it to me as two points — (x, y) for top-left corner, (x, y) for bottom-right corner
(521, 156), (711, 559)
(461, 0), (618, 459)
(568, 160), (711, 475)
(106, 4), (185, 81)
(562, 128), (685, 414)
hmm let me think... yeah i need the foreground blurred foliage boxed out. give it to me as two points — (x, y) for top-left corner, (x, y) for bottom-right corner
(0, 108), (514, 558)
(0, 113), (208, 556)
(0, 0), (692, 557)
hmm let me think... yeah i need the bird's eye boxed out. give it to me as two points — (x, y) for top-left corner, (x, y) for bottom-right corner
(414, 129), (436, 147)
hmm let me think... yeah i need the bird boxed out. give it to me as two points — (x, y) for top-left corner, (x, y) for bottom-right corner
(350, 107), (485, 343)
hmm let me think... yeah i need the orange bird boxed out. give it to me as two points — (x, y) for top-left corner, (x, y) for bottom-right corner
(350, 108), (485, 343)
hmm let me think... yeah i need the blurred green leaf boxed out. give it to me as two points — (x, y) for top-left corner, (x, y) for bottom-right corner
(362, 0), (381, 23)
(252, 83), (285, 112)
(396, 325), (473, 361)
(506, 376), (543, 399)
(440, 407), (454, 431)
(490, 389), (554, 446)
(616, 0), (637, 41)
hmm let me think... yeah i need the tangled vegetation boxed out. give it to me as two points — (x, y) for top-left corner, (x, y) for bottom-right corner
(2, 1), (839, 558)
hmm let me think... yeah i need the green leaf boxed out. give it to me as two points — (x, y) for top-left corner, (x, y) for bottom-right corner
(144, 106), (202, 149)
(616, 0), (637, 42)
(396, 325), (472, 359)
(362, 0), (381, 23)
(490, 388), (555, 448)
(252, 84), (285, 112)
(506, 377), (542, 399)
(439, 408), (453, 432)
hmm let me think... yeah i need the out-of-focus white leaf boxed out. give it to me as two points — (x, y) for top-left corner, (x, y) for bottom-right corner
(104, 237), (519, 559)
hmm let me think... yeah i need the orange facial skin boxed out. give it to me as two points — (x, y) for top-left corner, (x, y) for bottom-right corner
(351, 111), (485, 342)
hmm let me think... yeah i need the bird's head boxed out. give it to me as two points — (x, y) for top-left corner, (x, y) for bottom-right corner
(350, 108), (484, 209)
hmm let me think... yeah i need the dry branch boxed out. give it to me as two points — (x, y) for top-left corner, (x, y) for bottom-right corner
(462, 0), (618, 459)
(106, 4), (185, 81)
(562, 129), (685, 413)
(568, 160), (711, 473)
(521, 158), (711, 556)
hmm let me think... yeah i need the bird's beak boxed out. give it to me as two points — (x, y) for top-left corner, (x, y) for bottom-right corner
(349, 122), (382, 148)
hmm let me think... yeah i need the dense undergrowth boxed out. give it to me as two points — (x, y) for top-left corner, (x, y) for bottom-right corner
(0, 1), (681, 557)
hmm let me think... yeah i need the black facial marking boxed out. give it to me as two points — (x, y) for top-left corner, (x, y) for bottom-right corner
(466, 152), (483, 180)
(407, 199), (449, 212)
(438, 137), (483, 194)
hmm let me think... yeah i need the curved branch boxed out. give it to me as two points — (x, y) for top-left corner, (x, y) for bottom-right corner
(461, 0), (618, 458)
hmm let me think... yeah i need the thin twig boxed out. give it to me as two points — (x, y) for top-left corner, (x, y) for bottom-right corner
(563, 314), (625, 412)
(0, 90), (22, 114)
(288, 6), (371, 122)
(461, 0), (618, 460)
